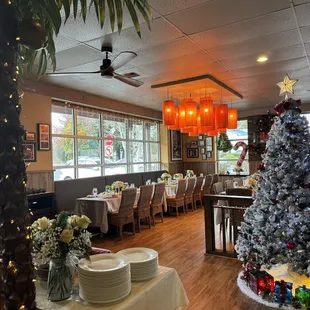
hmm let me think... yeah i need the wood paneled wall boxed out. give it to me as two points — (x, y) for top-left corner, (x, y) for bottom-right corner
(27, 171), (54, 192)
(249, 161), (261, 174)
(184, 162), (216, 175)
(169, 162), (184, 175)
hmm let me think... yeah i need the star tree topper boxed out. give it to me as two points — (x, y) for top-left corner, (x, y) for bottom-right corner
(277, 74), (298, 97)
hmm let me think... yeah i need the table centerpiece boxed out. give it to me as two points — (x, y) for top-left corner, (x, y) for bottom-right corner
(161, 172), (171, 183)
(173, 173), (183, 180)
(31, 212), (92, 301)
(111, 181), (126, 192)
(185, 170), (195, 178)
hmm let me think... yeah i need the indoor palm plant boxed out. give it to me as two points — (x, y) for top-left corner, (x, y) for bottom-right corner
(0, 0), (151, 308)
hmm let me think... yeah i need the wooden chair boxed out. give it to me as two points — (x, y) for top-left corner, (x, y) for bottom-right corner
(224, 179), (234, 190)
(108, 188), (137, 240)
(166, 179), (187, 217)
(210, 174), (219, 194)
(193, 176), (204, 209)
(150, 183), (165, 226)
(184, 178), (196, 212)
(233, 178), (243, 187)
(134, 185), (153, 232)
(201, 174), (213, 195)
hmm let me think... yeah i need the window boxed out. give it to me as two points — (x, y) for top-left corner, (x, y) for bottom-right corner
(217, 120), (249, 175)
(52, 103), (161, 180)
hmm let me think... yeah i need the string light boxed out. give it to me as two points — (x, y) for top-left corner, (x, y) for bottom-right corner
(16, 37), (20, 41)
(19, 306), (26, 310)
(8, 261), (16, 268)
(12, 147), (16, 151)
(13, 78), (16, 82)
(25, 234), (30, 240)
(10, 219), (14, 224)
(4, 118), (8, 123)
(4, 62), (8, 67)
(9, 94), (13, 99)
(17, 227), (20, 231)
(5, 175), (9, 179)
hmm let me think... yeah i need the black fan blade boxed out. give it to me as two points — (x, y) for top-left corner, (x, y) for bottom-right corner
(113, 73), (144, 87)
(111, 51), (137, 71)
(46, 70), (101, 76)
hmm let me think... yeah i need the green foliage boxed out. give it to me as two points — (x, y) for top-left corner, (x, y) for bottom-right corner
(56, 211), (70, 229)
(217, 133), (232, 152)
(13, 0), (151, 75)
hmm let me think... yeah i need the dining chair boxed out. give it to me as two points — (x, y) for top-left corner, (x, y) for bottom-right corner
(192, 176), (204, 209)
(233, 178), (243, 187)
(166, 179), (187, 217)
(184, 178), (196, 212)
(224, 179), (234, 190)
(134, 185), (153, 232)
(201, 174), (213, 195)
(150, 183), (166, 226)
(108, 188), (137, 240)
(210, 174), (219, 194)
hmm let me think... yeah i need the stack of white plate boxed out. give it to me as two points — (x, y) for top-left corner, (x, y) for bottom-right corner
(78, 253), (131, 304)
(117, 248), (159, 281)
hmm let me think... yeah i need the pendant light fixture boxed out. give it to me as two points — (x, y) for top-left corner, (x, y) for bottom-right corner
(168, 107), (179, 130)
(162, 99), (175, 126)
(185, 97), (197, 127)
(227, 100), (238, 129)
(200, 96), (214, 128)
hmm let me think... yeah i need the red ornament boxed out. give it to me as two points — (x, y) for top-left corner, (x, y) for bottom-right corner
(287, 240), (296, 250)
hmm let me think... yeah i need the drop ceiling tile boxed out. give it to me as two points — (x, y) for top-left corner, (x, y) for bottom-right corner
(86, 18), (183, 54)
(207, 29), (300, 61)
(300, 26), (310, 43)
(190, 8), (295, 50)
(221, 44), (305, 70)
(293, 0), (310, 4)
(54, 45), (103, 71)
(295, 3), (310, 27)
(167, 0), (290, 35)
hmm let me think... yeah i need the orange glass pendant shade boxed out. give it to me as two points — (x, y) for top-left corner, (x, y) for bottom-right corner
(200, 97), (214, 127)
(189, 126), (199, 136)
(178, 99), (187, 129)
(227, 108), (238, 129)
(199, 126), (213, 134)
(162, 100), (175, 126)
(215, 104), (228, 129)
(168, 108), (180, 130)
(181, 126), (193, 133)
(208, 129), (218, 137)
(217, 128), (227, 133)
(185, 100), (197, 126)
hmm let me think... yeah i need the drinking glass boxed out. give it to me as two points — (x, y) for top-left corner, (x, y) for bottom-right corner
(124, 182), (129, 189)
(92, 187), (98, 197)
(157, 178), (161, 183)
(130, 183), (135, 188)
(200, 173), (204, 177)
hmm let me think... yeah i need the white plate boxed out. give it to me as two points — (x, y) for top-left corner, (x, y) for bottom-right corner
(117, 248), (158, 264)
(79, 253), (129, 272)
(79, 287), (131, 304)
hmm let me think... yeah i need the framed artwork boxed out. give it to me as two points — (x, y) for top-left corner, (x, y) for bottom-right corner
(22, 142), (36, 162)
(207, 151), (212, 158)
(201, 148), (205, 154)
(198, 135), (203, 140)
(185, 143), (191, 148)
(206, 145), (213, 151)
(191, 140), (198, 148)
(37, 123), (50, 151)
(202, 154), (207, 160)
(24, 131), (35, 141)
(206, 137), (213, 146)
(187, 148), (199, 158)
(170, 130), (182, 161)
(198, 140), (205, 147)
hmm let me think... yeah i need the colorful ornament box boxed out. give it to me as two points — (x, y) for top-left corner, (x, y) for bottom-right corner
(295, 285), (310, 307)
(248, 270), (274, 295)
(274, 280), (293, 305)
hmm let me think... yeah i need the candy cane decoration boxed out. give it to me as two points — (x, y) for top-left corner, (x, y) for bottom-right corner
(233, 142), (249, 168)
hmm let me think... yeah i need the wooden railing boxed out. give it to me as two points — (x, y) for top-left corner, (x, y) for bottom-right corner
(203, 194), (253, 258)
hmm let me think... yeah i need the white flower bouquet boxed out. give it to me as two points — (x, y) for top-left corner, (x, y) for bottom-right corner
(161, 172), (171, 182)
(31, 212), (92, 267)
(186, 170), (195, 178)
(111, 181), (125, 191)
(233, 167), (244, 173)
(173, 173), (183, 180)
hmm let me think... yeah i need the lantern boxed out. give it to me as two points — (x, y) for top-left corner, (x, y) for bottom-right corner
(200, 97), (214, 127)
(162, 100), (175, 126)
(188, 126), (199, 136)
(185, 99), (197, 126)
(168, 108), (179, 130)
(215, 104), (228, 130)
(178, 99), (187, 129)
(181, 126), (193, 133)
(199, 126), (212, 134)
(217, 128), (227, 133)
(227, 108), (238, 129)
(207, 129), (218, 137)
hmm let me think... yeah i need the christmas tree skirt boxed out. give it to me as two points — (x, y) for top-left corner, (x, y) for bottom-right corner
(237, 264), (309, 309)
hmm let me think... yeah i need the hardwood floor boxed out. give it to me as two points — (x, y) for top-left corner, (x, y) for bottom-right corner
(92, 208), (271, 310)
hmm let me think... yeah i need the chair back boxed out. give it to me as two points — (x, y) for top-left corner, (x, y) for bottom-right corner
(194, 176), (204, 194)
(210, 174), (219, 193)
(175, 179), (187, 199)
(225, 179), (234, 190)
(137, 185), (153, 210)
(119, 188), (137, 217)
(185, 178), (196, 196)
(233, 178), (243, 187)
(213, 182), (224, 195)
(202, 174), (213, 194)
(151, 183), (165, 206)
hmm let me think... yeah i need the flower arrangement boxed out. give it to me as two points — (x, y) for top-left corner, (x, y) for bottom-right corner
(31, 212), (92, 267)
(233, 167), (244, 174)
(111, 181), (125, 191)
(173, 173), (183, 180)
(186, 170), (195, 178)
(161, 172), (171, 182)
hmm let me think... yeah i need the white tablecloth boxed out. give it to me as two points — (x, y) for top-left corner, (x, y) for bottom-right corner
(36, 266), (189, 310)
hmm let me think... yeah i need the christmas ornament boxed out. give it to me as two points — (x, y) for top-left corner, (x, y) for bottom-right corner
(276, 74), (298, 97)
(217, 133), (232, 152)
(233, 141), (248, 168)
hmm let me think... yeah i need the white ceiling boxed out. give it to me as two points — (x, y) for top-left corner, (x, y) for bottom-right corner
(38, 0), (310, 113)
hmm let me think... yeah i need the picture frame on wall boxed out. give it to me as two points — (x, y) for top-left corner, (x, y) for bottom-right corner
(37, 123), (50, 151)
(198, 140), (205, 147)
(198, 135), (203, 140)
(24, 131), (35, 141)
(201, 148), (205, 154)
(22, 142), (37, 162)
(206, 145), (213, 152)
(170, 130), (182, 161)
(191, 141), (198, 148)
(207, 151), (212, 158)
(187, 148), (199, 158)
(206, 137), (213, 146)
(202, 154), (207, 160)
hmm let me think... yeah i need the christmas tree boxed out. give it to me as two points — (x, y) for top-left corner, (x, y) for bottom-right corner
(236, 75), (310, 278)
(217, 133), (232, 153)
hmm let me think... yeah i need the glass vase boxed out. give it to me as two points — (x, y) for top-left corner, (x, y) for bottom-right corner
(47, 256), (73, 301)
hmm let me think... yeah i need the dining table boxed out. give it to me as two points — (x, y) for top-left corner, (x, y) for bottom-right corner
(35, 266), (189, 310)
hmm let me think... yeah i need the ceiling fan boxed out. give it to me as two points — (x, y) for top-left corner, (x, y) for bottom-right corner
(46, 46), (144, 88)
